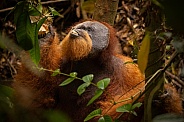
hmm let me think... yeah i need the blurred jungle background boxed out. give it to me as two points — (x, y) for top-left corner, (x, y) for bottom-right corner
(0, 0), (184, 122)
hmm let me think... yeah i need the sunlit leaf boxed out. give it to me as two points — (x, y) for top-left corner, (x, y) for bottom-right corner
(59, 72), (77, 86)
(59, 77), (75, 86)
(116, 103), (132, 113)
(132, 102), (142, 110)
(77, 82), (91, 95)
(97, 78), (110, 90)
(84, 108), (101, 122)
(87, 89), (103, 106)
(82, 74), (94, 83)
(48, 6), (63, 17)
(138, 32), (150, 73)
(28, 3), (42, 16)
(36, 3), (42, 14)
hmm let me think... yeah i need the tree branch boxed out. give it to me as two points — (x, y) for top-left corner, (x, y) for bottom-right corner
(0, 0), (69, 13)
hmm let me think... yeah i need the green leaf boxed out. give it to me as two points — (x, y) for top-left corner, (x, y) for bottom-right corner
(69, 72), (77, 77)
(0, 85), (14, 109)
(14, 1), (25, 24)
(48, 7), (62, 17)
(98, 117), (105, 122)
(137, 32), (150, 73)
(28, 4), (42, 16)
(29, 17), (46, 65)
(97, 78), (110, 90)
(16, 11), (34, 50)
(51, 69), (61, 76)
(59, 72), (77, 86)
(151, 0), (164, 9)
(116, 103), (132, 113)
(0, 85), (14, 98)
(87, 89), (103, 106)
(132, 102), (142, 110)
(30, 17), (46, 65)
(37, 17), (46, 30)
(84, 108), (101, 122)
(59, 77), (75, 86)
(98, 115), (113, 122)
(36, 3), (43, 13)
(77, 82), (91, 96)
(29, 23), (40, 65)
(82, 74), (94, 83)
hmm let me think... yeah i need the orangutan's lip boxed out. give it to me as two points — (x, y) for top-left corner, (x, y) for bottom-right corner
(69, 30), (79, 38)
(69, 29), (87, 39)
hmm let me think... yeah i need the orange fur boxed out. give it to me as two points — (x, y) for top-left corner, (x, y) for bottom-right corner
(60, 30), (92, 60)
(14, 31), (63, 109)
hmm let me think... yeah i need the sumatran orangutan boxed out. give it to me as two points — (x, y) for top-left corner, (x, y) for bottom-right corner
(14, 20), (183, 122)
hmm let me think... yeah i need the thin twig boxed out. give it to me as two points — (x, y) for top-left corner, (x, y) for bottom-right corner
(0, 0), (69, 13)
(165, 70), (184, 87)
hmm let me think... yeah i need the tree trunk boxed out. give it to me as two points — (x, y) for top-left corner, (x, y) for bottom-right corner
(93, 0), (119, 25)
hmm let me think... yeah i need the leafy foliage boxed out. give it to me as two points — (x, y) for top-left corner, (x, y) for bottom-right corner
(97, 78), (110, 90)
(86, 78), (110, 106)
(84, 108), (102, 122)
(59, 72), (77, 86)
(7, 1), (60, 65)
(57, 69), (111, 106)
(82, 74), (94, 83)
(87, 89), (103, 106)
(116, 102), (142, 116)
(77, 82), (91, 95)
